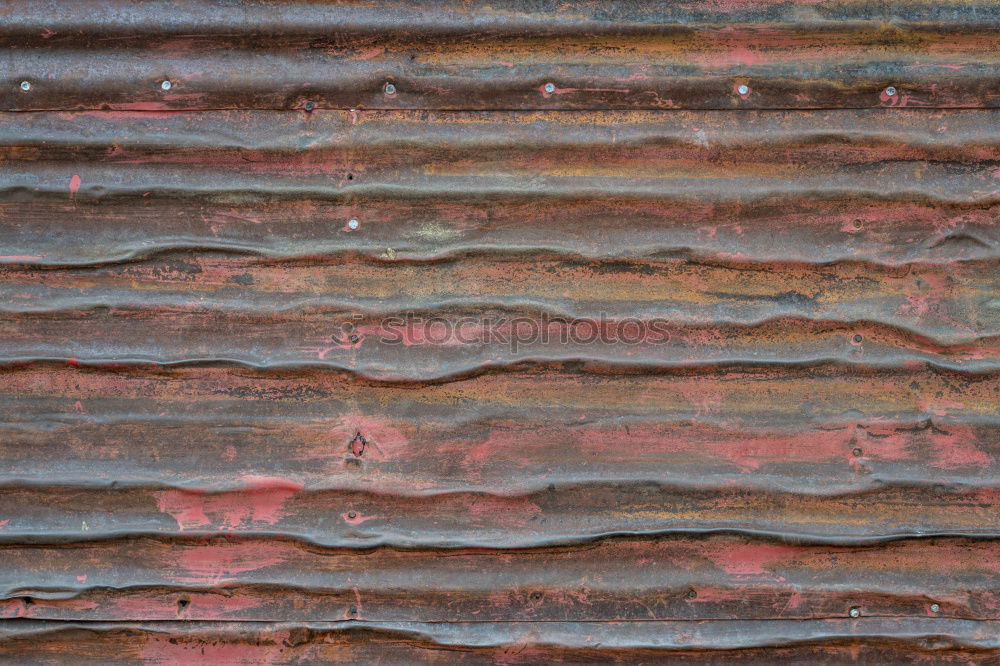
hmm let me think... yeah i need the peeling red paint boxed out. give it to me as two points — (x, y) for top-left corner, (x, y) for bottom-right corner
(175, 542), (291, 584)
(156, 481), (302, 531)
(699, 542), (802, 577)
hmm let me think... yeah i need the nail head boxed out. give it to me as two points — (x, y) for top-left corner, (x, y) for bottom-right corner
(737, 84), (749, 95)
(930, 603), (940, 613)
(544, 82), (556, 94)
(852, 447), (863, 457)
(304, 101), (314, 112)
(384, 82), (396, 96)
(849, 607), (860, 618)
(347, 510), (357, 519)
(19, 81), (30, 92)
(884, 86), (897, 97)
(161, 80), (172, 91)
(347, 218), (360, 230)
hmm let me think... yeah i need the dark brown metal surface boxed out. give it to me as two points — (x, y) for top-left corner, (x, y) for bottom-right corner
(0, 1), (998, 663)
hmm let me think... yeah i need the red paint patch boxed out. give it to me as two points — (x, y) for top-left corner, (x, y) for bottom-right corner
(174, 541), (291, 584)
(927, 424), (994, 470)
(68, 174), (81, 199)
(155, 491), (209, 530)
(700, 542), (800, 576)
(236, 475), (305, 493)
(156, 478), (302, 531)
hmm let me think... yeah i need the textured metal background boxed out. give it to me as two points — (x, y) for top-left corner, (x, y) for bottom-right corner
(0, 1), (998, 663)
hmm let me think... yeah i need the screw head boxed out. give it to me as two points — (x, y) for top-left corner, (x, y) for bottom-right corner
(161, 80), (172, 91)
(884, 86), (897, 97)
(930, 603), (940, 613)
(384, 82), (396, 96)
(543, 82), (556, 94)
(737, 84), (749, 95)
(19, 81), (30, 92)
(347, 218), (360, 230)
(849, 607), (860, 618)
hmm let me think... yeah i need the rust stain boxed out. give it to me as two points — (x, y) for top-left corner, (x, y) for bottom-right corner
(0, 0), (998, 662)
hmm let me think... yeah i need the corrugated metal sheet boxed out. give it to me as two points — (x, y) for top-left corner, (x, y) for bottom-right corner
(0, 1), (998, 662)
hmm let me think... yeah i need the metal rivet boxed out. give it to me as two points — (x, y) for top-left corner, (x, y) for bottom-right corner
(161, 80), (172, 91)
(347, 510), (357, 519)
(884, 86), (897, 97)
(930, 603), (940, 613)
(347, 218), (360, 230)
(384, 83), (396, 96)
(853, 334), (863, 344)
(19, 81), (30, 92)
(737, 84), (749, 95)
(304, 101), (314, 112)
(543, 83), (556, 94)
(849, 607), (861, 618)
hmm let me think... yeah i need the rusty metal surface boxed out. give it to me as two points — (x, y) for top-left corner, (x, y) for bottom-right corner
(3, 619), (1000, 664)
(1, 0), (999, 110)
(0, 1), (998, 663)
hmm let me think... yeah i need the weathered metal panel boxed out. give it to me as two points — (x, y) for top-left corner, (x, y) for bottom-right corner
(1, 0), (999, 110)
(3, 619), (1000, 664)
(0, 1), (998, 663)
